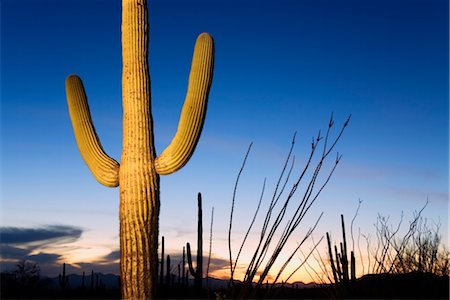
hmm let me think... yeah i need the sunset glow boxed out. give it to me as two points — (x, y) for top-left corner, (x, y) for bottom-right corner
(1, 0), (448, 294)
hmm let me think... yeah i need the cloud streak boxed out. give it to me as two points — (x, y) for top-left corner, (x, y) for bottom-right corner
(0, 225), (82, 275)
(1, 225), (82, 245)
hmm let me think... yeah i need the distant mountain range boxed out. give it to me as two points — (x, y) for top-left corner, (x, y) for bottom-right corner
(45, 273), (120, 289)
(43, 273), (318, 290)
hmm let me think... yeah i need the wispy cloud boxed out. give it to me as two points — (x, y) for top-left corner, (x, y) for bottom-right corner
(0, 244), (30, 259)
(73, 250), (121, 275)
(100, 250), (120, 263)
(162, 225), (195, 239)
(339, 162), (445, 182)
(1, 225), (82, 245)
(27, 253), (61, 265)
(0, 225), (82, 275)
(386, 186), (449, 203)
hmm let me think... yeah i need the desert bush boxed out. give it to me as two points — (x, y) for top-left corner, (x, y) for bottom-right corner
(368, 201), (449, 276)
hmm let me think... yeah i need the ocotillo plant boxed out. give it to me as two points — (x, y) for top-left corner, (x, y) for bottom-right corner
(186, 193), (203, 290)
(65, 0), (214, 298)
(58, 262), (68, 290)
(326, 214), (356, 284)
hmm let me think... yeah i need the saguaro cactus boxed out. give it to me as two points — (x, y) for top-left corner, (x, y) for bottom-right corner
(65, 0), (214, 298)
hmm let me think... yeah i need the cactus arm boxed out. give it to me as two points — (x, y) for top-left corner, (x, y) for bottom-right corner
(155, 33), (214, 175)
(350, 251), (356, 281)
(186, 242), (196, 276)
(66, 75), (120, 187)
(326, 232), (339, 283)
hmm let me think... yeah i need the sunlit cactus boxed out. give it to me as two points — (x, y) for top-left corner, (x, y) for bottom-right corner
(65, 0), (214, 298)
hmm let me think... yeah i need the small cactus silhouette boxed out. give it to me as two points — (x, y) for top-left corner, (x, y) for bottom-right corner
(186, 193), (203, 290)
(181, 246), (187, 285)
(90, 270), (94, 290)
(166, 255), (171, 285)
(160, 236), (165, 285)
(65, 0), (214, 298)
(326, 214), (356, 284)
(81, 271), (85, 289)
(58, 262), (69, 290)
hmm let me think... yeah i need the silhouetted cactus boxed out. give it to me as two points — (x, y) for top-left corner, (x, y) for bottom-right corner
(327, 214), (356, 284)
(186, 193), (203, 290)
(166, 255), (171, 285)
(160, 236), (165, 285)
(182, 246), (186, 285)
(90, 270), (94, 290)
(65, 0), (214, 298)
(351, 251), (356, 280)
(81, 271), (85, 289)
(327, 232), (339, 283)
(58, 263), (68, 290)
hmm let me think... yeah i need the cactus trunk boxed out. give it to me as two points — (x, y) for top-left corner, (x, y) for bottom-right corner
(120, 1), (159, 297)
(66, 0), (214, 298)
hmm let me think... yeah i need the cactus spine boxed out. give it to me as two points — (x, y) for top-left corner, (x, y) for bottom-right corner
(186, 193), (203, 290)
(65, 0), (214, 298)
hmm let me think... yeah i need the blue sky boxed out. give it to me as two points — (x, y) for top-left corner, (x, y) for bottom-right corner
(1, 0), (448, 282)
